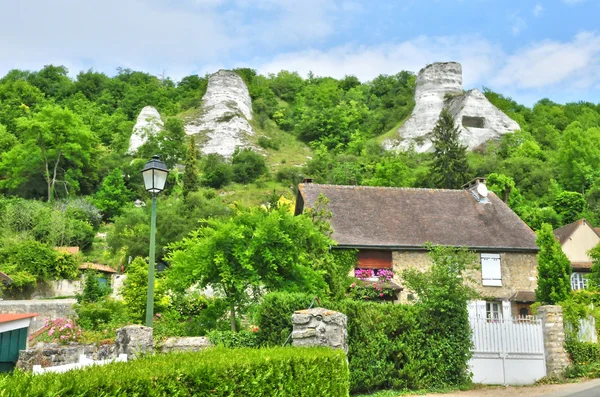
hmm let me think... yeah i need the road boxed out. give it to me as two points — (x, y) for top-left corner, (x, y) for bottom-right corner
(546, 380), (600, 397)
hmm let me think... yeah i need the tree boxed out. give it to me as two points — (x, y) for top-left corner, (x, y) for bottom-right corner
(231, 148), (268, 184)
(554, 191), (586, 225)
(430, 109), (470, 189)
(93, 168), (133, 220)
(121, 257), (169, 322)
(77, 271), (111, 303)
(588, 243), (600, 289)
(535, 223), (572, 304)
(166, 206), (331, 331)
(0, 105), (96, 200)
(201, 153), (233, 188)
(182, 136), (199, 197)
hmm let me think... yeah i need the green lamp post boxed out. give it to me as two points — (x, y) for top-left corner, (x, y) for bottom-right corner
(141, 155), (169, 327)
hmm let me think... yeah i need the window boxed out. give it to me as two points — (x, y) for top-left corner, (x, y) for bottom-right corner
(519, 307), (529, 317)
(486, 302), (501, 320)
(571, 272), (588, 291)
(481, 253), (501, 286)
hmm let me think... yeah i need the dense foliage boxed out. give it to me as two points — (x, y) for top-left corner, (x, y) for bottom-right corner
(535, 223), (572, 304)
(0, 347), (349, 397)
(256, 245), (475, 393)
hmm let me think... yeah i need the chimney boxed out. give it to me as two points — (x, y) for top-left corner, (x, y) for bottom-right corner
(463, 177), (489, 203)
(302, 177), (314, 184)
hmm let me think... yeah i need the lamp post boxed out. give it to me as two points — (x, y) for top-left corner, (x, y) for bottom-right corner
(141, 155), (169, 327)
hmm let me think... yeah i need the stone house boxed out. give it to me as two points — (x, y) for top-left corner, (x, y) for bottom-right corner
(553, 219), (600, 291)
(294, 179), (539, 319)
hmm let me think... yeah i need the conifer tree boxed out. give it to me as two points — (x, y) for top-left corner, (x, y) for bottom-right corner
(535, 223), (572, 304)
(183, 135), (199, 197)
(430, 109), (470, 189)
(93, 168), (132, 220)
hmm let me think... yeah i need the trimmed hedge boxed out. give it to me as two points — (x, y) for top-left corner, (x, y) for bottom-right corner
(256, 292), (471, 393)
(0, 347), (349, 397)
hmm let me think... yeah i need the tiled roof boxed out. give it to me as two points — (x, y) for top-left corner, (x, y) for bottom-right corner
(79, 263), (118, 273)
(553, 219), (587, 244)
(0, 271), (13, 284)
(510, 291), (536, 302)
(0, 313), (38, 324)
(297, 183), (538, 251)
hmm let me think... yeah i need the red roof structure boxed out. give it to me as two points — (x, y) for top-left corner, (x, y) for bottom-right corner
(0, 313), (38, 324)
(79, 263), (118, 274)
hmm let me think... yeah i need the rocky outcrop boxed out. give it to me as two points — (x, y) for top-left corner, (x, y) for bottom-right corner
(384, 62), (519, 152)
(128, 106), (163, 154)
(184, 70), (255, 157)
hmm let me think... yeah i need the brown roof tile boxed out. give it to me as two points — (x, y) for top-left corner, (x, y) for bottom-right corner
(553, 219), (586, 244)
(572, 262), (593, 271)
(297, 183), (538, 251)
(79, 263), (118, 274)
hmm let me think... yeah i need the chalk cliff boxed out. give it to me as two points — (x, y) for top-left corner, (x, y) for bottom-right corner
(384, 62), (519, 152)
(184, 70), (255, 157)
(128, 106), (163, 154)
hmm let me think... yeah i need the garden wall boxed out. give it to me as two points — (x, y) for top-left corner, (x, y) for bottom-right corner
(0, 299), (76, 332)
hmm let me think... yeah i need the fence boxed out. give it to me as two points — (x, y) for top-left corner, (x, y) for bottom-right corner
(565, 316), (598, 343)
(469, 316), (546, 385)
(32, 354), (127, 374)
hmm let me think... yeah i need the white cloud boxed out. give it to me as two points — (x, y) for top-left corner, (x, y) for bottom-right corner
(509, 12), (527, 36)
(492, 32), (600, 89)
(533, 4), (543, 17)
(257, 35), (503, 87)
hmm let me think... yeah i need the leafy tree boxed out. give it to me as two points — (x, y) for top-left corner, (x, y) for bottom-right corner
(535, 223), (572, 304)
(554, 191), (586, 225)
(231, 148), (267, 184)
(137, 117), (186, 169)
(0, 105), (96, 200)
(558, 123), (600, 191)
(182, 136), (199, 197)
(486, 173), (522, 208)
(430, 109), (470, 189)
(121, 257), (169, 322)
(201, 153), (233, 189)
(93, 168), (132, 220)
(166, 206), (332, 331)
(588, 244), (600, 289)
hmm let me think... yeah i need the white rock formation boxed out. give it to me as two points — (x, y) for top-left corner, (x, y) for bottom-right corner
(184, 70), (255, 157)
(384, 62), (520, 152)
(128, 106), (163, 154)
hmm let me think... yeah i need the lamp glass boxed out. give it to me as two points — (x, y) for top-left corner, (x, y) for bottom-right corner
(141, 155), (169, 194)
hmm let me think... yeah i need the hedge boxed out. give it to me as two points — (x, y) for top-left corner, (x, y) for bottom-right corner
(0, 347), (349, 397)
(565, 340), (600, 365)
(256, 292), (471, 393)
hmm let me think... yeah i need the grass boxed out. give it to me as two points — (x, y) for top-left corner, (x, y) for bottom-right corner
(375, 115), (411, 145)
(215, 181), (296, 207)
(353, 384), (485, 397)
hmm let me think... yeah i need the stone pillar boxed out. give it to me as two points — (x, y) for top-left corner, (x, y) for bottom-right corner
(291, 308), (347, 353)
(537, 305), (570, 377)
(115, 325), (153, 358)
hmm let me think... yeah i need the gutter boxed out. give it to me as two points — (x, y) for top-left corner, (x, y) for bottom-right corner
(333, 244), (539, 253)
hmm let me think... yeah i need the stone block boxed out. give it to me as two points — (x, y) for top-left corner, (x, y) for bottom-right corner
(158, 337), (212, 353)
(115, 325), (153, 357)
(291, 307), (347, 353)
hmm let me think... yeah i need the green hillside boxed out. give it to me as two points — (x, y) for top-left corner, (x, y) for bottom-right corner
(0, 64), (599, 280)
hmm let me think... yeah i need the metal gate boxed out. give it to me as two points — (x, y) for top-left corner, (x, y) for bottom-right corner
(469, 316), (546, 385)
(0, 327), (28, 372)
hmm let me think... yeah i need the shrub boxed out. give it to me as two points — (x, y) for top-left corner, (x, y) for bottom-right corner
(258, 136), (280, 150)
(231, 148), (268, 183)
(276, 166), (304, 184)
(566, 340), (600, 365)
(201, 153), (233, 189)
(77, 271), (112, 303)
(208, 330), (259, 348)
(255, 292), (316, 346)
(75, 298), (129, 331)
(1, 347), (349, 397)
(34, 318), (82, 345)
(121, 257), (170, 322)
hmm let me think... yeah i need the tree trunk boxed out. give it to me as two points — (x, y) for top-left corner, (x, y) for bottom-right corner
(230, 302), (237, 332)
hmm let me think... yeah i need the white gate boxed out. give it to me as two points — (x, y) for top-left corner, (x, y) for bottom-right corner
(469, 317), (546, 385)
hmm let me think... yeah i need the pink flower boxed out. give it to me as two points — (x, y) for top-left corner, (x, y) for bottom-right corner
(380, 293), (384, 297)
(48, 328), (55, 337)
(350, 283), (355, 288)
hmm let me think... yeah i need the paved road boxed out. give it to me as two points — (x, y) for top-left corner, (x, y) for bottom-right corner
(546, 379), (600, 397)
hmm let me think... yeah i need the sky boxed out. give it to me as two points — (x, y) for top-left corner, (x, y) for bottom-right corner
(1, 0), (599, 106)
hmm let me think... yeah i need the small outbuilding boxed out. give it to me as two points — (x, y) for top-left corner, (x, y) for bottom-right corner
(0, 313), (38, 372)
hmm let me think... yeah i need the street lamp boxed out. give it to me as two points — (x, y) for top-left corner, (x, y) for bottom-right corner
(141, 155), (169, 327)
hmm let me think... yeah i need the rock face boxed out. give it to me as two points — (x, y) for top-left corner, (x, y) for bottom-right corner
(128, 106), (163, 154)
(115, 325), (153, 358)
(384, 62), (519, 152)
(184, 70), (255, 157)
(292, 307), (348, 353)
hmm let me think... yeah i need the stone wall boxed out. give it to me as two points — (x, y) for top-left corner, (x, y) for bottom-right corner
(17, 342), (115, 371)
(537, 305), (570, 377)
(157, 337), (211, 353)
(392, 251), (538, 303)
(3, 279), (82, 300)
(291, 307), (347, 353)
(0, 299), (76, 333)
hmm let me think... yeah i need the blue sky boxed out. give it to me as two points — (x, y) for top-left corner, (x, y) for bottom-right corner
(1, 0), (599, 106)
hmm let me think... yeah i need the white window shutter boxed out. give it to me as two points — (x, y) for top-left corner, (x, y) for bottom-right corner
(481, 254), (502, 286)
(476, 300), (487, 318)
(502, 301), (512, 319)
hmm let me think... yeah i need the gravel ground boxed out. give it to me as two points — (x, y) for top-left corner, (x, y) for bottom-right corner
(416, 382), (588, 397)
